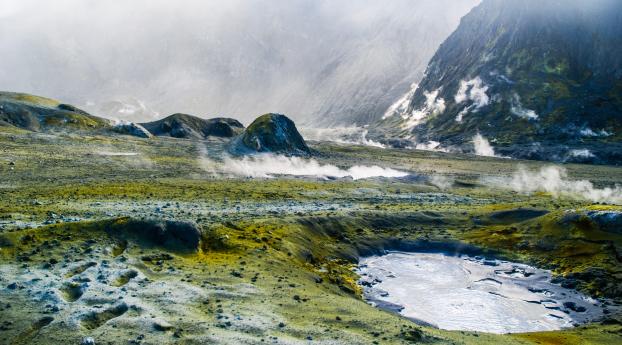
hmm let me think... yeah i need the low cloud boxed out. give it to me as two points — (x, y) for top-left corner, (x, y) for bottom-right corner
(487, 165), (622, 204)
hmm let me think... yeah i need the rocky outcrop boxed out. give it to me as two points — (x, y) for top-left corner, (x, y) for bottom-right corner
(140, 113), (244, 140)
(0, 92), (111, 132)
(106, 219), (202, 253)
(113, 122), (153, 138)
(229, 113), (310, 155)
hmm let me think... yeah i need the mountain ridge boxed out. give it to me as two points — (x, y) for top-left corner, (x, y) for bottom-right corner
(373, 0), (622, 164)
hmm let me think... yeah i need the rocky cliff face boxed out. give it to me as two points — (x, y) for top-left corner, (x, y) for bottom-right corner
(375, 0), (622, 164)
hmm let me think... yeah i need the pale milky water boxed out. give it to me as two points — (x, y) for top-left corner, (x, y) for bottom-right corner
(357, 252), (605, 334)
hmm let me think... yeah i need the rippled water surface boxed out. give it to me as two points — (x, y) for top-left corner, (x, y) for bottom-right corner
(358, 252), (605, 334)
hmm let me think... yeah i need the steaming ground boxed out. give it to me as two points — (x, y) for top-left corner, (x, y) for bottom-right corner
(1, 128), (622, 344)
(300, 127), (385, 148)
(203, 154), (408, 180)
(485, 165), (622, 205)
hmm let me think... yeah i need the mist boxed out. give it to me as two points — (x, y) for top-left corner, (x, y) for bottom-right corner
(0, 0), (478, 125)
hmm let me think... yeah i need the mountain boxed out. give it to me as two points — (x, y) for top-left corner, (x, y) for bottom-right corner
(229, 114), (310, 156)
(0, 1), (478, 126)
(374, 0), (622, 164)
(0, 92), (111, 131)
(140, 114), (244, 140)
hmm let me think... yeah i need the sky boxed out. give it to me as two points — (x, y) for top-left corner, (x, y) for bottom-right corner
(0, 0), (479, 125)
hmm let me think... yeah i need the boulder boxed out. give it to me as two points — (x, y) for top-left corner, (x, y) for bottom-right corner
(113, 122), (153, 138)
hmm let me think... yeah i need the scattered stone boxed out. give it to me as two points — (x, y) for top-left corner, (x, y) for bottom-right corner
(81, 337), (96, 345)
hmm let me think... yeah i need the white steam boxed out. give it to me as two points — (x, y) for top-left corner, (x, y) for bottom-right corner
(383, 83), (418, 120)
(494, 166), (622, 204)
(299, 127), (385, 148)
(472, 134), (496, 157)
(510, 93), (538, 120)
(455, 77), (490, 109)
(414, 141), (450, 153)
(568, 149), (595, 159)
(579, 128), (612, 138)
(429, 175), (454, 190)
(454, 77), (490, 122)
(401, 89), (446, 129)
(203, 154), (408, 180)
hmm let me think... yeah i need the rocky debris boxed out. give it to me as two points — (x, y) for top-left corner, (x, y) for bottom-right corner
(552, 267), (622, 299)
(229, 113), (310, 156)
(586, 211), (622, 235)
(559, 210), (622, 235)
(81, 337), (96, 345)
(153, 320), (174, 332)
(107, 219), (202, 253)
(113, 122), (153, 138)
(140, 113), (244, 139)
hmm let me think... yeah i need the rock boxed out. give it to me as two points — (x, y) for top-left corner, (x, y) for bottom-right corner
(488, 208), (549, 224)
(107, 219), (202, 253)
(0, 92), (111, 132)
(113, 122), (153, 138)
(586, 211), (622, 234)
(153, 320), (173, 331)
(140, 114), (244, 139)
(80, 337), (96, 345)
(229, 113), (310, 156)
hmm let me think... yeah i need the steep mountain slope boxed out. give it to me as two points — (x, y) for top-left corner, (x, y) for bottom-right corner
(375, 0), (622, 164)
(140, 114), (244, 140)
(0, 92), (111, 131)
